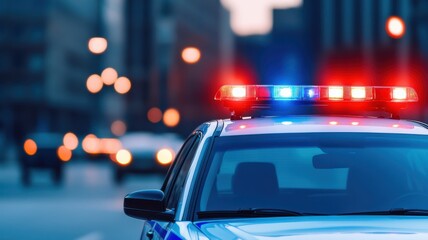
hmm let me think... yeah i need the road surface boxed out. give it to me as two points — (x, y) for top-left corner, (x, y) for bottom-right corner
(0, 160), (164, 240)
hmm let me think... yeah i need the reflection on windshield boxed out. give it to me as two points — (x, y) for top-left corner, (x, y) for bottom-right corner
(198, 133), (428, 215)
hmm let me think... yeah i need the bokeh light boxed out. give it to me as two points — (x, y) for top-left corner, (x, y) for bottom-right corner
(386, 16), (405, 39)
(116, 149), (132, 166)
(156, 148), (174, 165)
(220, 0), (302, 36)
(63, 132), (79, 150)
(86, 74), (103, 93)
(181, 47), (201, 64)
(82, 134), (100, 154)
(114, 76), (131, 94)
(163, 108), (180, 127)
(57, 146), (72, 162)
(24, 139), (37, 156)
(147, 107), (162, 123)
(111, 120), (127, 136)
(99, 138), (122, 154)
(101, 67), (118, 85)
(88, 37), (108, 54)
(109, 153), (116, 162)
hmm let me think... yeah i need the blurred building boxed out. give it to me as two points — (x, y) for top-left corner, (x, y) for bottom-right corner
(0, 0), (100, 144)
(228, 0), (421, 85)
(124, 0), (169, 132)
(320, 0), (418, 51)
(124, 0), (312, 131)
(98, 0), (127, 136)
(318, 0), (427, 119)
(319, 0), (418, 84)
(124, 0), (233, 134)
(232, 1), (314, 85)
(222, 0), (428, 119)
(122, 0), (428, 133)
(169, 0), (233, 131)
(124, 0), (153, 131)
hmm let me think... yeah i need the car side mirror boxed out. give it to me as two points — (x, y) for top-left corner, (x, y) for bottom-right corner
(124, 189), (174, 221)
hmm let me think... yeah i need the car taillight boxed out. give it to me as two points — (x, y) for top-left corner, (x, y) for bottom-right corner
(24, 139), (37, 156)
(57, 146), (72, 162)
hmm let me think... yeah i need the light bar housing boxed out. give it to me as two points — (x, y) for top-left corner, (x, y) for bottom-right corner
(215, 85), (418, 102)
(214, 85), (418, 119)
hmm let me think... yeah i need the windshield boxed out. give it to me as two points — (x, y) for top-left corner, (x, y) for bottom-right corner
(197, 133), (428, 216)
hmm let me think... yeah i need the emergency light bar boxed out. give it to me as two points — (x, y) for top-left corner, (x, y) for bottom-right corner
(215, 85), (418, 102)
(214, 85), (418, 119)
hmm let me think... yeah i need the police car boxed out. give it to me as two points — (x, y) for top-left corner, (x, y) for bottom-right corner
(124, 85), (428, 239)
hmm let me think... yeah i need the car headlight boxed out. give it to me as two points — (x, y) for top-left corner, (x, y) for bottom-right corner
(156, 148), (174, 165)
(116, 149), (132, 166)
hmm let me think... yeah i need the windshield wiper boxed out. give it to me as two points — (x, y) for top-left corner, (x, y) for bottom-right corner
(197, 208), (306, 219)
(339, 208), (428, 216)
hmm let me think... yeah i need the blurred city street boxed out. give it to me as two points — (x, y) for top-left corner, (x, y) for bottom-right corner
(2, 0), (428, 239)
(0, 158), (164, 240)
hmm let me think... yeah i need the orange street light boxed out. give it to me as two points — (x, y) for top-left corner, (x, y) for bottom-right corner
(181, 47), (201, 64)
(82, 134), (100, 154)
(63, 132), (79, 150)
(163, 108), (180, 127)
(111, 120), (127, 136)
(114, 76), (132, 94)
(86, 74), (103, 93)
(147, 107), (162, 123)
(88, 37), (108, 54)
(101, 67), (118, 85)
(386, 16), (405, 39)
(99, 138), (122, 154)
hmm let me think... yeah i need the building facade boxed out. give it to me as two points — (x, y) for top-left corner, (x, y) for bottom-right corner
(122, 0), (428, 132)
(0, 0), (100, 143)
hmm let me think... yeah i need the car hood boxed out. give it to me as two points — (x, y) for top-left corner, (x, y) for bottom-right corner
(194, 216), (428, 239)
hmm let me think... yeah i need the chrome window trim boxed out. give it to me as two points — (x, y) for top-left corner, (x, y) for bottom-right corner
(175, 121), (218, 220)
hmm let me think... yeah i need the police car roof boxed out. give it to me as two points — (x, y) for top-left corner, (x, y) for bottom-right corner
(219, 115), (428, 137)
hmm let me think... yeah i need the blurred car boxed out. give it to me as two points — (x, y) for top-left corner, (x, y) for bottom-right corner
(111, 132), (183, 183)
(20, 132), (71, 185)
